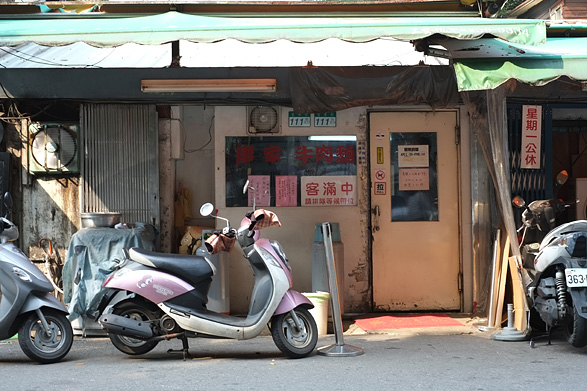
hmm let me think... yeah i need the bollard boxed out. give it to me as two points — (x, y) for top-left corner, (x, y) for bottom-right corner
(493, 303), (528, 342)
(317, 222), (364, 357)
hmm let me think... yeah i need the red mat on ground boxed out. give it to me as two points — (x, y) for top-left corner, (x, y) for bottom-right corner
(354, 314), (463, 331)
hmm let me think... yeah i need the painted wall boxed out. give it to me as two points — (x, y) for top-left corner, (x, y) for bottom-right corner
(212, 106), (370, 314)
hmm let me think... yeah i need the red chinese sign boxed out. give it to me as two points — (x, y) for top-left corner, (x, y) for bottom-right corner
(235, 144), (355, 165)
(301, 176), (357, 206)
(520, 105), (542, 170)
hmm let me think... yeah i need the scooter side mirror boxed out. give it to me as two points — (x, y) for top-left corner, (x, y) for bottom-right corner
(3, 192), (12, 217)
(200, 203), (215, 217)
(243, 180), (250, 195)
(512, 196), (526, 209)
(556, 170), (569, 186)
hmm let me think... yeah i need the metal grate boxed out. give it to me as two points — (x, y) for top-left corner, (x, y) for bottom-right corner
(508, 104), (553, 225)
(80, 104), (159, 226)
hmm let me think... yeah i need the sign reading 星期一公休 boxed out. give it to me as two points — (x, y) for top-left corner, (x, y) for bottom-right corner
(520, 105), (542, 170)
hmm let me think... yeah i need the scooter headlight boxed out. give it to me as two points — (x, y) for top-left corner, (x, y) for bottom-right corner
(256, 246), (281, 268)
(560, 233), (587, 258)
(271, 241), (292, 271)
(12, 267), (31, 282)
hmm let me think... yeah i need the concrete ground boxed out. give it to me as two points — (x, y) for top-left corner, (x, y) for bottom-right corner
(3, 313), (586, 391)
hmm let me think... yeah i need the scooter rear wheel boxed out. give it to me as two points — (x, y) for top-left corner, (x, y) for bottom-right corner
(18, 309), (73, 364)
(565, 306), (587, 348)
(270, 307), (318, 358)
(109, 300), (160, 355)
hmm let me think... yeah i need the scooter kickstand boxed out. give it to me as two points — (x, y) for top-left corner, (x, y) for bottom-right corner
(166, 333), (192, 360)
(529, 326), (553, 348)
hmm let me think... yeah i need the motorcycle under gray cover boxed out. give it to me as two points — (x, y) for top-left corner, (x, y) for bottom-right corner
(289, 65), (459, 114)
(62, 223), (156, 325)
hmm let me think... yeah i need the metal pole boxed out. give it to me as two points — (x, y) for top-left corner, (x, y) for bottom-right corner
(478, 229), (500, 332)
(317, 222), (364, 357)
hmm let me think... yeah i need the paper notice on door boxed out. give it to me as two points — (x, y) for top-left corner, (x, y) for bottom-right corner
(276, 176), (297, 207)
(399, 168), (429, 191)
(398, 145), (429, 168)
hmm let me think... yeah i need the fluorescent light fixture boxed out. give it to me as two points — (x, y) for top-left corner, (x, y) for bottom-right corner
(141, 78), (277, 93)
(308, 135), (357, 141)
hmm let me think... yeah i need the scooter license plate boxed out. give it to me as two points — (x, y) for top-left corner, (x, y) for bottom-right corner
(565, 268), (587, 287)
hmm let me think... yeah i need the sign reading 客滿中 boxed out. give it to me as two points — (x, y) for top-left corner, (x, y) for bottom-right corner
(520, 105), (542, 170)
(225, 136), (357, 207)
(301, 176), (356, 206)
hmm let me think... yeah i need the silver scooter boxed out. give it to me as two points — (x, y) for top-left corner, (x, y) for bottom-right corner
(513, 170), (587, 347)
(0, 193), (73, 363)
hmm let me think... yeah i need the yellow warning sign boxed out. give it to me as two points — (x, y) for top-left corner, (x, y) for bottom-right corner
(377, 147), (384, 164)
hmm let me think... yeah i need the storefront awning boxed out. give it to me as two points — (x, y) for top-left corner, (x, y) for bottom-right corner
(0, 11), (547, 48)
(448, 37), (587, 91)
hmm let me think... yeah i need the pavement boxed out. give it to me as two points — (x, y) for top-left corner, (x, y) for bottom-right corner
(5, 313), (587, 391)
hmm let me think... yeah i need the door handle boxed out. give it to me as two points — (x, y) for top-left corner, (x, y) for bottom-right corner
(372, 205), (380, 232)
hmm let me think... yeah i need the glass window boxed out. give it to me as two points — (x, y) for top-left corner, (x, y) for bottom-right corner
(225, 136), (357, 207)
(390, 132), (438, 221)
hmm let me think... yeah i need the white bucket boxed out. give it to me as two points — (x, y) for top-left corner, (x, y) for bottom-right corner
(302, 291), (330, 336)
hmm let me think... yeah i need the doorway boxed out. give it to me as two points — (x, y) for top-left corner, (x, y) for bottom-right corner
(369, 111), (461, 311)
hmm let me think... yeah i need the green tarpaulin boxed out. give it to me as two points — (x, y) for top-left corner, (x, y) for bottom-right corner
(0, 11), (547, 47)
(451, 38), (587, 91)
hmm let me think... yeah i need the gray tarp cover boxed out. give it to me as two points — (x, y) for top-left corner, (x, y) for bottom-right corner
(289, 66), (459, 114)
(63, 223), (156, 324)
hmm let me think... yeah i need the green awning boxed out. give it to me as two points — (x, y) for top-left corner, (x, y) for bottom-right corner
(0, 11), (547, 48)
(451, 38), (587, 91)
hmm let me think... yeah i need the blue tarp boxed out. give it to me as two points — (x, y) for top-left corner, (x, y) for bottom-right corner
(62, 223), (156, 324)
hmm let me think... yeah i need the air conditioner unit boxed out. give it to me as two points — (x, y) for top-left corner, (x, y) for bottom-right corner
(248, 106), (280, 134)
(28, 122), (80, 175)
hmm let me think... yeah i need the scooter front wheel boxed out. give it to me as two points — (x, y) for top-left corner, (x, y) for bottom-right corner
(271, 307), (318, 358)
(18, 309), (73, 364)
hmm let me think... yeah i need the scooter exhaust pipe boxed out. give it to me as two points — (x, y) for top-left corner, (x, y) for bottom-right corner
(99, 314), (153, 339)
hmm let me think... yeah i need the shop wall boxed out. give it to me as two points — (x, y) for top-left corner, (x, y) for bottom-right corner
(5, 121), (78, 265)
(213, 106), (370, 314)
(173, 106), (217, 249)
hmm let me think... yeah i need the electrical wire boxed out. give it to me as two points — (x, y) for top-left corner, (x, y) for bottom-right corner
(0, 45), (115, 69)
(184, 115), (214, 153)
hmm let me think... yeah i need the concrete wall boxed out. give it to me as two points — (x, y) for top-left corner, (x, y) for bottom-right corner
(6, 121), (79, 264)
(174, 106), (217, 232)
(212, 106), (370, 314)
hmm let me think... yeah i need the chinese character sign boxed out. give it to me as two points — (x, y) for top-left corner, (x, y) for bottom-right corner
(301, 176), (357, 206)
(398, 145), (429, 168)
(520, 105), (542, 170)
(225, 136), (357, 207)
(247, 176), (271, 207)
(399, 169), (429, 191)
(275, 176), (297, 207)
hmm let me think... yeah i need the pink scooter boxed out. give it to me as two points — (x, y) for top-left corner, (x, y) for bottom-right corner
(96, 181), (317, 358)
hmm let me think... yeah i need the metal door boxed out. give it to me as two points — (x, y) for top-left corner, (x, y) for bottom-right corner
(80, 104), (159, 226)
(370, 111), (460, 311)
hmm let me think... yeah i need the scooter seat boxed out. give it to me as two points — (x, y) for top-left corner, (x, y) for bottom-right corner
(129, 247), (214, 284)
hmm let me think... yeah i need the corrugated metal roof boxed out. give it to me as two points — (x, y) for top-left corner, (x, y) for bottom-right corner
(0, 38), (448, 68)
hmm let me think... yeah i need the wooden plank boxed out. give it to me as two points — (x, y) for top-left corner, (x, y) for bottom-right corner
(489, 231), (502, 327)
(494, 235), (510, 328)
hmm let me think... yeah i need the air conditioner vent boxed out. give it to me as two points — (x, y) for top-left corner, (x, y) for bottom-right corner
(248, 106), (280, 134)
